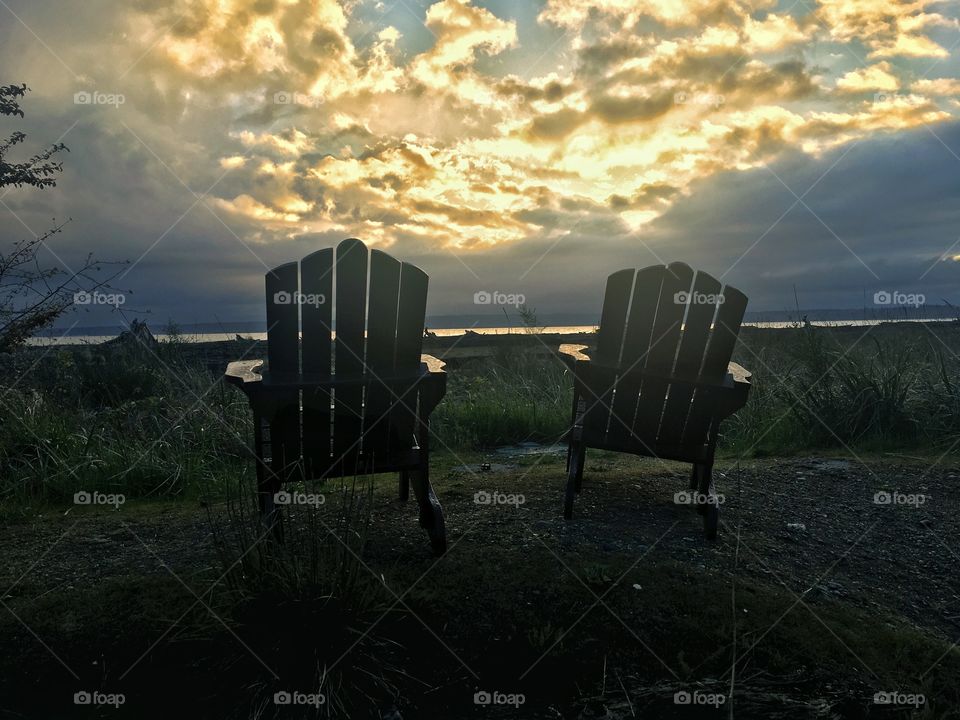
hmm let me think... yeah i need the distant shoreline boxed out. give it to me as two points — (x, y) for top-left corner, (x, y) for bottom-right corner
(26, 316), (960, 347)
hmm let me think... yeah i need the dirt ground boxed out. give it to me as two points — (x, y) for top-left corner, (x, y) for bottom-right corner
(2, 451), (958, 718)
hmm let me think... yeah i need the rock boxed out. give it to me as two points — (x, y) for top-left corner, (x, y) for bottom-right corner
(460, 462), (515, 474)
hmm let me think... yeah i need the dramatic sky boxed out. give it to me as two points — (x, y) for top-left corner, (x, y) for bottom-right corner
(1, 0), (959, 327)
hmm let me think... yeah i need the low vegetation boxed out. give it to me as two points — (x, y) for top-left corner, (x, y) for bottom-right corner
(2, 322), (960, 511)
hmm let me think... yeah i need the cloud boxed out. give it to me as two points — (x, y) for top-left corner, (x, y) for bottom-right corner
(1, 0), (959, 325)
(836, 62), (900, 92)
(150, 0), (360, 94)
(538, 0), (766, 30)
(816, 0), (956, 58)
(54, 0), (956, 255)
(410, 0), (517, 90)
(742, 12), (811, 52)
(913, 77), (960, 96)
(524, 107), (587, 140)
(589, 91), (676, 124)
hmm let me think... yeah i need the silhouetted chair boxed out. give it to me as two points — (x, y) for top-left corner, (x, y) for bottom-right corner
(559, 262), (751, 538)
(226, 238), (448, 554)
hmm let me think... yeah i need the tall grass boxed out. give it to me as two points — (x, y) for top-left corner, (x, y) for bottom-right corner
(722, 324), (960, 453)
(432, 349), (572, 448)
(205, 474), (399, 717)
(0, 340), (251, 511)
(2, 324), (960, 511)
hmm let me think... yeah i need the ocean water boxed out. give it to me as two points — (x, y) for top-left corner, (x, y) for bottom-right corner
(26, 318), (956, 346)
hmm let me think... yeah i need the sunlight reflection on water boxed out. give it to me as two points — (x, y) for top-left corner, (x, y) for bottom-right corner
(27, 318), (956, 346)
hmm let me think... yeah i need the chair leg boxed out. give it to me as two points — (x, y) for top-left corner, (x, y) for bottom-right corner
(255, 415), (284, 542)
(410, 421), (446, 555)
(257, 472), (284, 543)
(409, 468), (445, 556)
(399, 470), (410, 502)
(574, 444), (585, 492)
(566, 388), (586, 496)
(693, 462), (719, 540)
(565, 388), (581, 473)
(564, 442), (585, 520)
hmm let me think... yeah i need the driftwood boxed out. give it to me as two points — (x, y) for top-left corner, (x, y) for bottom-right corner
(102, 319), (158, 351)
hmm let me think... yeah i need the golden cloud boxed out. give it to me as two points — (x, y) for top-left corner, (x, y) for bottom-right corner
(90, 0), (956, 251)
(836, 62), (900, 92)
(816, 0), (955, 58)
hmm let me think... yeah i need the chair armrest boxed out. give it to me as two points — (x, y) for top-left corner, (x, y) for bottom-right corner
(417, 355), (447, 415)
(420, 353), (446, 373)
(559, 344), (592, 366)
(717, 362), (752, 416)
(225, 360), (264, 387)
(727, 361), (751, 385)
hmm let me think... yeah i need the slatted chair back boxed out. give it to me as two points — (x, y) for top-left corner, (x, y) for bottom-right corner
(264, 238), (428, 480)
(579, 263), (747, 461)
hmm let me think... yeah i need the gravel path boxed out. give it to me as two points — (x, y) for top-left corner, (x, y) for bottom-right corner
(2, 454), (957, 646)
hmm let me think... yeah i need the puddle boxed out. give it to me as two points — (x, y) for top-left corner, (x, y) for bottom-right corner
(494, 442), (566, 457)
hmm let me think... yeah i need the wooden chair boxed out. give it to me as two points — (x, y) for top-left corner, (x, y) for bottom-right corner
(559, 262), (751, 538)
(225, 238), (448, 555)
